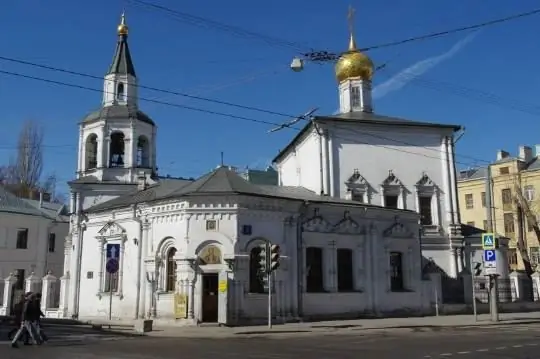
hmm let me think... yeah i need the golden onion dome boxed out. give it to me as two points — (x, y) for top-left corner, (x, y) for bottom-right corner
(117, 12), (129, 36)
(335, 33), (374, 83)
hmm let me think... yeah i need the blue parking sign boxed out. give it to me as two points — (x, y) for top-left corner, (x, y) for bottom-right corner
(484, 250), (496, 262)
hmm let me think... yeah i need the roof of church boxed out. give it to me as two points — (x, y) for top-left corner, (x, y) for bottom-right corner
(108, 33), (136, 77)
(86, 166), (395, 213)
(272, 111), (462, 163)
(81, 105), (155, 125)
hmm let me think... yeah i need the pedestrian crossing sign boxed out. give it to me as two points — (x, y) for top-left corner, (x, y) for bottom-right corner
(482, 233), (496, 249)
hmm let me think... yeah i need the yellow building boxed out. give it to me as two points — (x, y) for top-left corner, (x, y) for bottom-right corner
(458, 146), (540, 272)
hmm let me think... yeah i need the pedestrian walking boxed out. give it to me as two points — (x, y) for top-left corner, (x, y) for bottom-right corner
(11, 292), (41, 349)
(7, 294), (26, 342)
(32, 293), (48, 342)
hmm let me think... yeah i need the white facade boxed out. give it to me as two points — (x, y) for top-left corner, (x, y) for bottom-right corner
(0, 190), (69, 303)
(63, 176), (433, 323)
(0, 212), (67, 280)
(275, 121), (464, 276)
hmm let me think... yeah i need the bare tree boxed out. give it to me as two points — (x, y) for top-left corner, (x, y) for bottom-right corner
(14, 120), (44, 190)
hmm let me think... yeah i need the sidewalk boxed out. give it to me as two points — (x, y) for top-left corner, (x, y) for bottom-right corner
(149, 312), (540, 338)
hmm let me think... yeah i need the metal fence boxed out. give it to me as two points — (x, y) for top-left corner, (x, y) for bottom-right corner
(473, 277), (515, 303)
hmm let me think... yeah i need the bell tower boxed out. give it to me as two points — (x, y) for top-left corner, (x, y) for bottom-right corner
(74, 12), (157, 205)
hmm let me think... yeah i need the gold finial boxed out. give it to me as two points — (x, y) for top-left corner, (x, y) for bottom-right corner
(334, 5), (374, 83)
(117, 11), (129, 36)
(347, 5), (357, 51)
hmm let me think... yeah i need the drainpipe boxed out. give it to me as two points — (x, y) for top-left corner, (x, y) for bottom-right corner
(132, 204), (145, 320)
(296, 201), (309, 320)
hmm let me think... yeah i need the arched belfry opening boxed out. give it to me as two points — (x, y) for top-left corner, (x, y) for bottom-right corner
(109, 132), (125, 168)
(85, 134), (98, 170)
(116, 82), (125, 101)
(136, 135), (150, 168)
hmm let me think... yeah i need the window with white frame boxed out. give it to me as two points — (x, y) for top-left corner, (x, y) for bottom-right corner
(525, 185), (535, 202)
(165, 247), (177, 292)
(344, 169), (370, 203)
(465, 194), (474, 209)
(415, 173), (439, 226)
(96, 222), (127, 295)
(103, 242), (121, 293)
(381, 170), (404, 209)
(390, 251), (405, 291)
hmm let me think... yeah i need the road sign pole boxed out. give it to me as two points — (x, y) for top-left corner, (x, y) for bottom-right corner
(109, 271), (113, 321)
(489, 275), (499, 322)
(470, 253), (477, 322)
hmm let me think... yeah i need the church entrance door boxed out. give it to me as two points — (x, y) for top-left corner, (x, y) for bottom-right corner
(201, 273), (219, 322)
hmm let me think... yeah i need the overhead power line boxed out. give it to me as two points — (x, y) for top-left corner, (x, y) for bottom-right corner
(302, 7), (540, 62)
(128, 0), (540, 61)
(0, 56), (293, 119)
(0, 68), (493, 168)
(127, 0), (311, 52)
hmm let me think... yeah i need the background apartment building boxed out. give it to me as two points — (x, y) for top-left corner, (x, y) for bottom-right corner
(458, 145), (540, 273)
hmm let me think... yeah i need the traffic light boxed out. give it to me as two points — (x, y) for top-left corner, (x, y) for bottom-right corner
(473, 262), (482, 276)
(270, 244), (281, 272)
(258, 243), (268, 274)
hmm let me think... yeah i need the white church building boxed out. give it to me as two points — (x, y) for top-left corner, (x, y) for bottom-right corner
(46, 13), (487, 324)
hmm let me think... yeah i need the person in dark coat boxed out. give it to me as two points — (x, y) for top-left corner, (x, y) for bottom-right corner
(32, 293), (48, 342)
(11, 292), (41, 348)
(7, 294), (26, 342)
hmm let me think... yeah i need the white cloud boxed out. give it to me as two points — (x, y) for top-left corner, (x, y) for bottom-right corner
(372, 32), (478, 100)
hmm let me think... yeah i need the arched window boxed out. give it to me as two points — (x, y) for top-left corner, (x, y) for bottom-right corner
(166, 247), (177, 292)
(116, 82), (125, 101)
(109, 132), (125, 168)
(136, 136), (150, 168)
(85, 134), (98, 170)
(249, 246), (265, 293)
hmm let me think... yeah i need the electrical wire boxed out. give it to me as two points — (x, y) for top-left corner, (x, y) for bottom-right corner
(0, 68), (491, 169)
(360, 8), (540, 52)
(127, 0), (311, 52)
(1, 54), (537, 169)
(129, 0), (540, 57)
(0, 56), (294, 119)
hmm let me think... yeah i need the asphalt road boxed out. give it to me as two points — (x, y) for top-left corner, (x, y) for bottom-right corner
(2, 323), (540, 358)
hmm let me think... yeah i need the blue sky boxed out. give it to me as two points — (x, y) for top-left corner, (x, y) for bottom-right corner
(1, 0), (540, 195)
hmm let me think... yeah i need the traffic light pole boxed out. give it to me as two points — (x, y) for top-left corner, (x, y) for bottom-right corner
(267, 266), (272, 329)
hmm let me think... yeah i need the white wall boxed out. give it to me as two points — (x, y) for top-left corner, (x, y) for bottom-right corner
(73, 194), (431, 321)
(0, 212), (67, 280)
(278, 130), (322, 193)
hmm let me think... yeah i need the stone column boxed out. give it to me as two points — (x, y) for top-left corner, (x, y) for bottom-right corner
(414, 188), (420, 214)
(97, 238), (105, 293)
(2, 273), (17, 315)
(118, 237), (126, 296)
(25, 272), (41, 293)
(449, 248), (458, 278)
(433, 188), (441, 226)
(456, 248), (464, 274)
(187, 277), (195, 320)
(139, 221), (150, 318)
(58, 272), (70, 317)
(399, 187), (405, 209)
(354, 243), (365, 291)
(41, 271), (58, 312)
